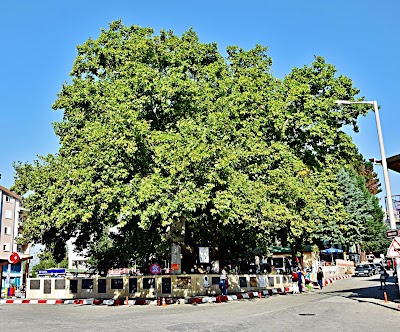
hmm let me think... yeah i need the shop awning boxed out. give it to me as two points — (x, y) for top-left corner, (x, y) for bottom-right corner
(321, 248), (343, 254)
(377, 154), (400, 173)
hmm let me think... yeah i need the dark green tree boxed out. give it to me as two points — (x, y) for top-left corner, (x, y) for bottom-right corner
(332, 167), (387, 253)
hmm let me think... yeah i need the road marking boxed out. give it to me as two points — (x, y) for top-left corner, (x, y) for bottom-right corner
(251, 301), (307, 317)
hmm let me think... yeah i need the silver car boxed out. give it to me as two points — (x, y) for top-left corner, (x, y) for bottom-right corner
(355, 264), (374, 277)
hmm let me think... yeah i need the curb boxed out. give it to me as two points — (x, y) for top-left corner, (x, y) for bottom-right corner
(0, 299), (66, 305)
(324, 274), (352, 286)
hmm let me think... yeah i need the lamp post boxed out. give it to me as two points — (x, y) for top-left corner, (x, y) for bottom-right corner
(335, 100), (397, 231)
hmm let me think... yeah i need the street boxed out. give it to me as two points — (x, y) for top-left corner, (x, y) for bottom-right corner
(1, 275), (399, 332)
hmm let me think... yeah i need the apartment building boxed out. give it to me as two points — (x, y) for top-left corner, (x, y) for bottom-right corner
(0, 185), (30, 290)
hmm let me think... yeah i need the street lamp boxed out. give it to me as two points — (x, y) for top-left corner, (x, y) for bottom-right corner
(335, 100), (397, 231)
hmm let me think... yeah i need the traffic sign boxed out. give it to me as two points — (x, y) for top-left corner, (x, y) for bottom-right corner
(386, 237), (400, 258)
(150, 263), (161, 275)
(8, 252), (21, 264)
(386, 229), (399, 238)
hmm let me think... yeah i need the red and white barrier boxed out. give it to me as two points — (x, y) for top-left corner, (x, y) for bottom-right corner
(0, 299), (64, 305)
(324, 274), (352, 286)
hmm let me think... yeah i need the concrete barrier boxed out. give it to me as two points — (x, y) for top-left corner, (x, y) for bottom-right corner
(25, 273), (293, 300)
(1, 274), (355, 306)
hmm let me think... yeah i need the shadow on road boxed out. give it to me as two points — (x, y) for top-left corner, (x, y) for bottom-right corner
(322, 276), (400, 311)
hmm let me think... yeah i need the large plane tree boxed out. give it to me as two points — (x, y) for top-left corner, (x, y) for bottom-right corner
(12, 21), (369, 272)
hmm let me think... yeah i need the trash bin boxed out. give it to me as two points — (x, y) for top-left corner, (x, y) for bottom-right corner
(7, 287), (15, 297)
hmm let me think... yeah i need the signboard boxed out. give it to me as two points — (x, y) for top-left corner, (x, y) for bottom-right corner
(38, 268), (66, 276)
(171, 263), (180, 271)
(198, 247), (209, 263)
(258, 276), (267, 288)
(386, 229), (399, 238)
(386, 237), (400, 258)
(150, 263), (161, 275)
(8, 252), (20, 264)
(171, 243), (181, 275)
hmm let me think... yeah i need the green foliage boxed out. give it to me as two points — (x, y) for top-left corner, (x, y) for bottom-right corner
(31, 248), (68, 274)
(316, 167), (388, 255)
(12, 21), (368, 271)
(361, 218), (391, 254)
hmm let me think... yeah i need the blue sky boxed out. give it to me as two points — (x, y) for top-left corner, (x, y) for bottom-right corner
(1, 0), (399, 208)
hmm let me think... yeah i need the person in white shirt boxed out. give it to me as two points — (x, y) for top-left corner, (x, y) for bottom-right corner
(219, 269), (227, 295)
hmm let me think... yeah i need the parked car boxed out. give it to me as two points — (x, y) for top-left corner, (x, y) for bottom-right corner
(355, 264), (374, 277)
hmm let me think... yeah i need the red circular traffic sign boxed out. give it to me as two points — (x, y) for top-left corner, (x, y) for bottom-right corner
(8, 252), (21, 264)
(150, 263), (161, 275)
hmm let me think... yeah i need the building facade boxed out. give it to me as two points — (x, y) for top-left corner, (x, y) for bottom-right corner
(0, 185), (30, 291)
(67, 238), (88, 271)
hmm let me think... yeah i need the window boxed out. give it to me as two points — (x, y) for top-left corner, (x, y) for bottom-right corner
(111, 278), (123, 289)
(5, 210), (12, 219)
(30, 280), (40, 290)
(55, 279), (65, 290)
(44, 279), (51, 294)
(5, 195), (13, 203)
(3, 243), (11, 251)
(142, 278), (154, 289)
(98, 279), (107, 293)
(4, 226), (11, 235)
(82, 279), (93, 290)
(239, 277), (247, 287)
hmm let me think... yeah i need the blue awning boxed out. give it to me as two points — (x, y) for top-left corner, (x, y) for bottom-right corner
(321, 248), (343, 254)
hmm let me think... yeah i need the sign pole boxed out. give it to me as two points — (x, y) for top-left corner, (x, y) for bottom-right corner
(6, 264), (11, 288)
(149, 263), (161, 303)
(155, 275), (158, 303)
(396, 258), (400, 296)
(386, 237), (400, 296)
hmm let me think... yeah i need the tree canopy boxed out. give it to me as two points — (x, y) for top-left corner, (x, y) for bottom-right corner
(12, 21), (382, 272)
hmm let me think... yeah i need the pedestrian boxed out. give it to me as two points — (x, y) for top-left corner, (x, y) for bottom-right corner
(379, 266), (389, 290)
(305, 269), (312, 292)
(219, 268), (227, 295)
(317, 267), (324, 289)
(291, 269), (299, 293)
(297, 268), (303, 293)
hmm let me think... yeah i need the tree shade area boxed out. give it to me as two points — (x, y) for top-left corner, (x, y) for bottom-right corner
(11, 21), (388, 272)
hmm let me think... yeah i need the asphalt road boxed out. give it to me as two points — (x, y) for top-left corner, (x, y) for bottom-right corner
(1, 275), (399, 332)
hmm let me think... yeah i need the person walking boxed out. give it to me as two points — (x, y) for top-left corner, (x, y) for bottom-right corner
(297, 268), (303, 293)
(291, 269), (299, 293)
(305, 269), (312, 292)
(317, 267), (324, 289)
(379, 266), (389, 290)
(219, 268), (227, 295)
